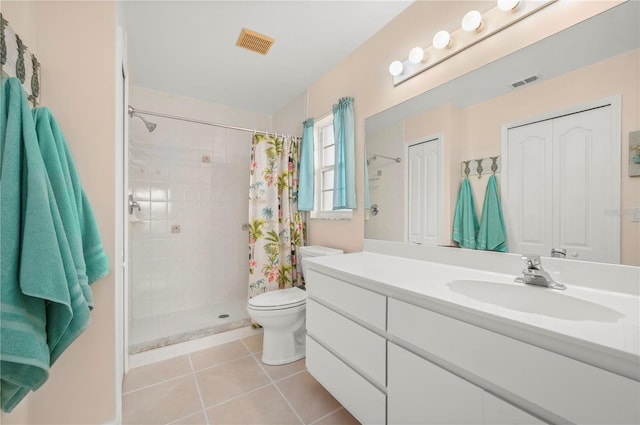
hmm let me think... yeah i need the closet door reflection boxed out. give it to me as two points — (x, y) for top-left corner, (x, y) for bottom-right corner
(407, 137), (441, 246)
(503, 101), (620, 263)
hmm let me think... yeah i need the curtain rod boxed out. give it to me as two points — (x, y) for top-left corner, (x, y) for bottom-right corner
(129, 106), (299, 139)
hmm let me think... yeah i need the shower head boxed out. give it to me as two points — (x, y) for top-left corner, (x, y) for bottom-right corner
(128, 106), (157, 132)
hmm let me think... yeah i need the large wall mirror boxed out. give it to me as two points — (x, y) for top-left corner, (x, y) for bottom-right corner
(364, 1), (639, 265)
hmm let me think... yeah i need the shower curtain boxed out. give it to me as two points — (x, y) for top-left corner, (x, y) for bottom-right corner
(248, 133), (305, 298)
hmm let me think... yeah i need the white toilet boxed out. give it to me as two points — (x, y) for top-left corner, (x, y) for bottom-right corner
(247, 245), (343, 365)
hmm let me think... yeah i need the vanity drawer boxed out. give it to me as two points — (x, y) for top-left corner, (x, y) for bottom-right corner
(306, 336), (386, 425)
(307, 299), (386, 386)
(388, 298), (640, 425)
(306, 269), (386, 331)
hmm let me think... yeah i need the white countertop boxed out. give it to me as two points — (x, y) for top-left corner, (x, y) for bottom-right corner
(305, 251), (640, 381)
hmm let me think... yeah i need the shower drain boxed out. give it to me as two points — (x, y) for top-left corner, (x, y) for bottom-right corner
(218, 314), (230, 319)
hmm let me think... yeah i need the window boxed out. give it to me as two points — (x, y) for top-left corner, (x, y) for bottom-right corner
(311, 115), (352, 220)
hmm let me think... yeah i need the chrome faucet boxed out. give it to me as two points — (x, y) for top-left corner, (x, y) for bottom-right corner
(515, 254), (566, 290)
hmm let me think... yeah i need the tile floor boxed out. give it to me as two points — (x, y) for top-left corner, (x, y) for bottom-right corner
(122, 333), (360, 425)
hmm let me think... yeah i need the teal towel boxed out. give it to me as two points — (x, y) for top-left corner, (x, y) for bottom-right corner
(41, 111), (109, 285)
(33, 107), (95, 364)
(33, 107), (109, 301)
(1, 78), (108, 412)
(1, 77), (63, 412)
(452, 177), (479, 249)
(477, 175), (508, 252)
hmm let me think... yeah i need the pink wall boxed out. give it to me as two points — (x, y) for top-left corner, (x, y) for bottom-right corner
(304, 0), (622, 253)
(1, 2), (117, 423)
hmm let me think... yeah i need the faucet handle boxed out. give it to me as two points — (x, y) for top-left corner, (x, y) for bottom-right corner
(520, 254), (541, 269)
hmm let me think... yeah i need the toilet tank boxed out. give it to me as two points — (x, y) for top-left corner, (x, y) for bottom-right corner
(297, 245), (343, 278)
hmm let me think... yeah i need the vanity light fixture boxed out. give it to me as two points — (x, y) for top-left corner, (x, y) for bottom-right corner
(408, 47), (426, 64)
(462, 10), (483, 32)
(388, 0), (553, 84)
(433, 30), (452, 50)
(389, 60), (404, 77)
(497, 0), (520, 12)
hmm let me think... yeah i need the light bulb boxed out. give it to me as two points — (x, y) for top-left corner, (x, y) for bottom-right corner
(408, 47), (425, 64)
(462, 10), (482, 32)
(389, 60), (404, 77)
(498, 0), (520, 12)
(433, 30), (451, 50)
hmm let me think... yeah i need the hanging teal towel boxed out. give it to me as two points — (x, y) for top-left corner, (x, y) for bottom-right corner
(47, 110), (108, 284)
(452, 177), (479, 249)
(1, 77), (61, 412)
(1, 78), (109, 412)
(33, 107), (101, 364)
(477, 175), (508, 252)
(33, 108), (108, 288)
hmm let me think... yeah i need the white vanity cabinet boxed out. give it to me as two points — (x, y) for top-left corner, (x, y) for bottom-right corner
(305, 270), (387, 425)
(304, 253), (639, 425)
(387, 342), (546, 425)
(388, 298), (640, 425)
(483, 392), (546, 425)
(387, 342), (484, 424)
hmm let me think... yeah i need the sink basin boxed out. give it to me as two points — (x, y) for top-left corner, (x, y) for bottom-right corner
(447, 280), (625, 322)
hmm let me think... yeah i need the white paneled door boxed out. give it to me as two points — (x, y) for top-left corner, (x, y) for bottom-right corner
(504, 120), (554, 256)
(406, 137), (441, 246)
(503, 99), (620, 263)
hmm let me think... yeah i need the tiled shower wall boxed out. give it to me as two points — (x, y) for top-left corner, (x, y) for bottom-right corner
(128, 86), (272, 324)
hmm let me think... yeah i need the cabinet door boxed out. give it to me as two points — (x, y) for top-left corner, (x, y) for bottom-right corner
(307, 300), (386, 386)
(388, 342), (483, 424)
(306, 337), (386, 425)
(483, 392), (547, 425)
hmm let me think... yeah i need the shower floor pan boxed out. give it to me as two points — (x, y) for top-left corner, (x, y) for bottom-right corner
(129, 300), (250, 353)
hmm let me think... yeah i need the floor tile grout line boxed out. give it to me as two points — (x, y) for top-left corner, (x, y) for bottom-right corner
(252, 354), (306, 425)
(197, 340), (274, 413)
(240, 337), (260, 357)
(122, 371), (195, 395)
(308, 406), (346, 425)
(201, 382), (274, 411)
(272, 378), (306, 425)
(188, 354), (211, 425)
(191, 351), (255, 375)
(166, 410), (206, 425)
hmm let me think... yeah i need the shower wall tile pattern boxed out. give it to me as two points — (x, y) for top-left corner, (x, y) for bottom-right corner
(129, 86), (272, 336)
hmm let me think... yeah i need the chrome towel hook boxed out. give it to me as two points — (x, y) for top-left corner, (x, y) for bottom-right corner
(476, 158), (484, 179)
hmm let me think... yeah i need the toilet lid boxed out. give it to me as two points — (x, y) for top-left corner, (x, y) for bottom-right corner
(248, 287), (307, 310)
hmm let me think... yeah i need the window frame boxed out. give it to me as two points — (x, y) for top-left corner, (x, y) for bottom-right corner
(310, 114), (352, 220)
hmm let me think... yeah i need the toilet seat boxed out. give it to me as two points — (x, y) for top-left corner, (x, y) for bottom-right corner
(248, 287), (307, 311)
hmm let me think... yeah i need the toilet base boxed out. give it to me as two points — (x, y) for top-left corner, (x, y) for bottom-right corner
(261, 351), (306, 366)
(260, 325), (307, 366)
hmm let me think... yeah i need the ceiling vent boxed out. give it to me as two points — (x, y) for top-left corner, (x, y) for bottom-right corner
(236, 28), (274, 55)
(511, 75), (540, 88)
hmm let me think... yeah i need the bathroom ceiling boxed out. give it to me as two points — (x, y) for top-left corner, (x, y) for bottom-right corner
(121, 1), (413, 116)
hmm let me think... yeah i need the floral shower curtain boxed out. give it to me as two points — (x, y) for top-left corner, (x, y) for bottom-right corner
(248, 133), (305, 298)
